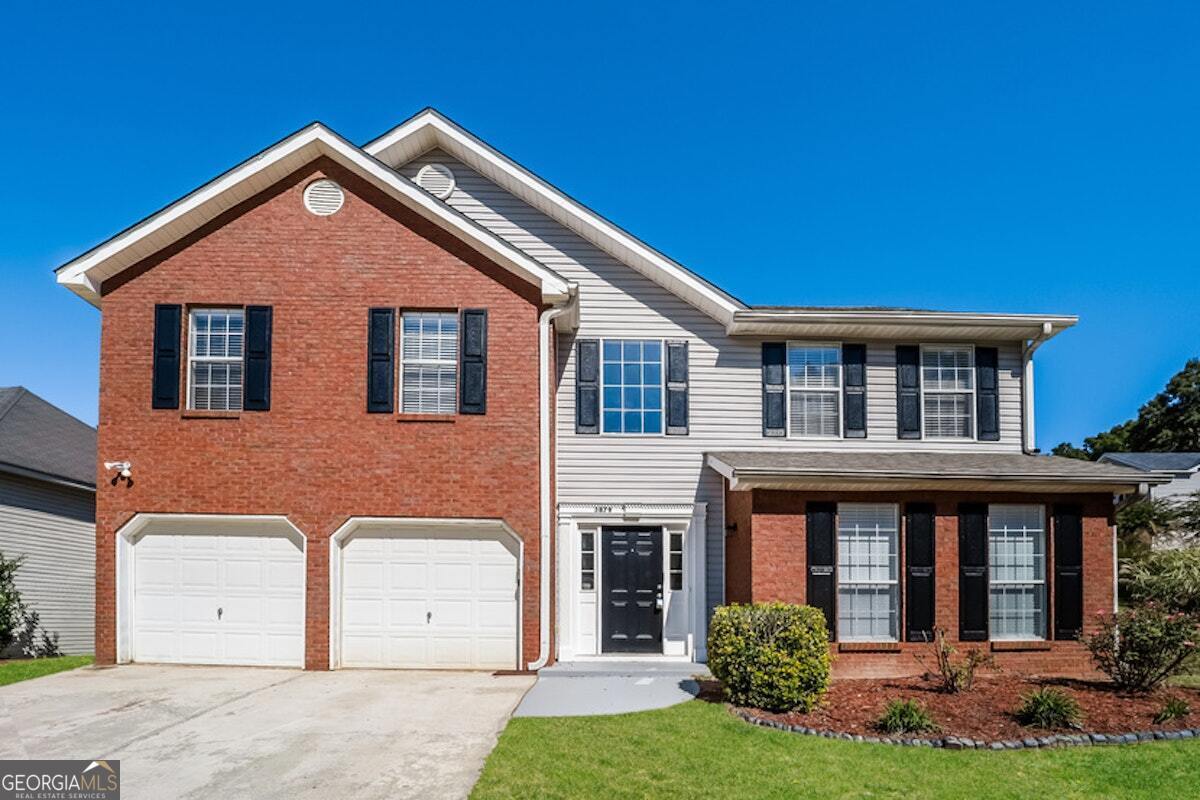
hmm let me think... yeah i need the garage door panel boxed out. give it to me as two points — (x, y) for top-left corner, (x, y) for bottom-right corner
(223, 559), (265, 590)
(434, 563), (472, 591)
(433, 599), (472, 628)
(387, 637), (429, 667)
(344, 597), (385, 626)
(389, 598), (426, 626)
(390, 562), (427, 588)
(345, 561), (384, 591)
(268, 560), (304, 589)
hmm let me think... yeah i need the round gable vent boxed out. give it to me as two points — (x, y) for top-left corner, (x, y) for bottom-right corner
(415, 163), (456, 199)
(303, 179), (345, 216)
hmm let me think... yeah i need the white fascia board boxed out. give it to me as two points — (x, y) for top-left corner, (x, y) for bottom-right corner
(365, 110), (745, 326)
(56, 124), (571, 307)
(727, 309), (1079, 340)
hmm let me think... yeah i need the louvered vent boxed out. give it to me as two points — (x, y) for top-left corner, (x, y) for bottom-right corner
(303, 179), (344, 216)
(415, 164), (456, 199)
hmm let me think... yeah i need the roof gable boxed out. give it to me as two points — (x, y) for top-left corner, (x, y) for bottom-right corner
(0, 387), (97, 489)
(55, 123), (572, 307)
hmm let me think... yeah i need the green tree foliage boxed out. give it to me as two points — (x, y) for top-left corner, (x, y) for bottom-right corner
(1122, 548), (1200, 614)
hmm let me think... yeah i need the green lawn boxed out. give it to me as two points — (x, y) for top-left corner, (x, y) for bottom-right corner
(472, 699), (1200, 800)
(0, 655), (93, 687)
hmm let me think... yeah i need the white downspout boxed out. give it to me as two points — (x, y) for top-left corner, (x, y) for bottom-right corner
(529, 295), (574, 671)
(1021, 322), (1053, 454)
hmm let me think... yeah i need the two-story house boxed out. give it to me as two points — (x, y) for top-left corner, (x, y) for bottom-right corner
(57, 109), (1161, 676)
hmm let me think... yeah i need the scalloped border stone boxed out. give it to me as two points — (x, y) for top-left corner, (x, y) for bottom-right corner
(731, 708), (1200, 749)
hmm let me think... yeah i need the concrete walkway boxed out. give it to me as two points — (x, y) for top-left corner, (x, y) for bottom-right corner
(0, 665), (534, 800)
(515, 660), (708, 717)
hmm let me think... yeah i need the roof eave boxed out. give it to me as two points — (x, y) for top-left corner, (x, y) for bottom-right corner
(725, 310), (1079, 341)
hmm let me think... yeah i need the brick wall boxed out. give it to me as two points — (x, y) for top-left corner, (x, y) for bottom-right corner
(723, 485), (1115, 677)
(95, 157), (547, 669)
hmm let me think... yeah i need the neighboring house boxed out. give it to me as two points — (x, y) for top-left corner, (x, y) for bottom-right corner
(1099, 452), (1200, 548)
(0, 387), (96, 654)
(55, 109), (1163, 677)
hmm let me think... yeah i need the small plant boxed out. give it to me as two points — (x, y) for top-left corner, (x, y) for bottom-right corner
(707, 603), (832, 713)
(913, 628), (995, 693)
(1, 551), (63, 658)
(1014, 688), (1083, 730)
(1084, 605), (1200, 692)
(876, 699), (939, 734)
(1154, 696), (1191, 725)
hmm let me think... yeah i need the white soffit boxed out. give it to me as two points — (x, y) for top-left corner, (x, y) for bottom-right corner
(726, 309), (1078, 342)
(364, 109), (746, 327)
(55, 123), (572, 307)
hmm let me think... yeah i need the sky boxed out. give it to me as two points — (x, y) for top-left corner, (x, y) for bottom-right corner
(2, 2), (1197, 449)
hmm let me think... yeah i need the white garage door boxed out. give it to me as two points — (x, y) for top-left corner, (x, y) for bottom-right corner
(133, 532), (305, 666)
(340, 532), (518, 670)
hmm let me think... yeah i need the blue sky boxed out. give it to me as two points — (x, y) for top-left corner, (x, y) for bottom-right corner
(3, 2), (1197, 448)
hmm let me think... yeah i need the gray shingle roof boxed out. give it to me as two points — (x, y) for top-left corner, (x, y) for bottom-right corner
(1098, 452), (1200, 473)
(0, 387), (96, 489)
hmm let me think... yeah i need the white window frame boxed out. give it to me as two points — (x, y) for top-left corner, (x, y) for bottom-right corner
(598, 338), (667, 437)
(186, 307), (245, 412)
(836, 503), (900, 642)
(987, 504), (1047, 641)
(785, 342), (842, 439)
(398, 311), (459, 415)
(920, 344), (976, 440)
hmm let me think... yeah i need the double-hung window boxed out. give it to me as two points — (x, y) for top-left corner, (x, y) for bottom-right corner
(837, 503), (900, 641)
(601, 340), (663, 434)
(401, 312), (458, 414)
(787, 344), (841, 437)
(921, 346), (974, 438)
(188, 309), (244, 411)
(988, 505), (1047, 640)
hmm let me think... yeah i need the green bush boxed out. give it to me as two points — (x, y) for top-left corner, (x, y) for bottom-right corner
(1154, 696), (1191, 724)
(876, 699), (939, 734)
(1123, 548), (1200, 614)
(1014, 688), (1083, 730)
(707, 603), (832, 712)
(1084, 605), (1200, 692)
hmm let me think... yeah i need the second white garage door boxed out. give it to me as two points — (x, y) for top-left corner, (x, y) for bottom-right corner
(339, 531), (519, 670)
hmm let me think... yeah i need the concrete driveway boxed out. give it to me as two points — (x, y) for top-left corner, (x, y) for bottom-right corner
(0, 665), (533, 800)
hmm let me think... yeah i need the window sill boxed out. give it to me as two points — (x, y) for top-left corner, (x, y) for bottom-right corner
(181, 410), (241, 420)
(395, 413), (456, 423)
(838, 641), (901, 653)
(990, 640), (1051, 652)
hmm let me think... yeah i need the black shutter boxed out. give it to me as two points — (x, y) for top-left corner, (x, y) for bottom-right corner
(806, 502), (837, 641)
(1053, 505), (1084, 640)
(842, 343), (867, 438)
(976, 346), (1000, 441)
(665, 341), (689, 435)
(366, 308), (395, 413)
(905, 503), (936, 641)
(958, 503), (989, 641)
(896, 345), (921, 439)
(576, 339), (600, 434)
(459, 309), (488, 415)
(152, 304), (182, 409)
(762, 342), (786, 437)
(243, 306), (273, 412)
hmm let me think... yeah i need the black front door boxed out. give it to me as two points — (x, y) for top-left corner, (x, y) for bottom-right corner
(601, 527), (663, 653)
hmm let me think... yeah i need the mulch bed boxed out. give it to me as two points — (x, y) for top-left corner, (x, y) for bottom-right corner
(732, 675), (1200, 740)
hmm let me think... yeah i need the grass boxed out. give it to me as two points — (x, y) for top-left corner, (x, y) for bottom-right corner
(471, 699), (1200, 799)
(0, 655), (93, 687)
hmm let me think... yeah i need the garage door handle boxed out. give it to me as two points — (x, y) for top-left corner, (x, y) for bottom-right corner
(217, 607), (223, 620)
(426, 611), (432, 624)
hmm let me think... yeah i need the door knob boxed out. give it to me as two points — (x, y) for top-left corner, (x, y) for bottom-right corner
(655, 593), (663, 612)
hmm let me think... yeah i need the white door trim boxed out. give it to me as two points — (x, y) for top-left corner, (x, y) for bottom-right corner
(327, 516), (524, 670)
(114, 513), (307, 665)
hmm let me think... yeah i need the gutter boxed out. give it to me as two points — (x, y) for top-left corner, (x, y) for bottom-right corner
(528, 290), (577, 671)
(1021, 322), (1054, 453)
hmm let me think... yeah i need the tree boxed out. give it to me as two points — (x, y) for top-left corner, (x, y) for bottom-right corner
(1115, 497), (1177, 560)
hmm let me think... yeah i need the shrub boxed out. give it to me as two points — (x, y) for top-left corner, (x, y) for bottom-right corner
(707, 603), (832, 712)
(1154, 696), (1191, 724)
(1014, 688), (1083, 730)
(876, 699), (939, 734)
(1084, 605), (1200, 692)
(0, 551), (61, 658)
(913, 628), (995, 693)
(1123, 548), (1200, 614)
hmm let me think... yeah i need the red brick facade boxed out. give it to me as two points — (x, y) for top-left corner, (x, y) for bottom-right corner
(724, 485), (1116, 677)
(95, 157), (548, 670)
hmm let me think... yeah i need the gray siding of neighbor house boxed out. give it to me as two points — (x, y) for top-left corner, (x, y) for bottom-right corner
(399, 149), (1026, 618)
(0, 473), (95, 655)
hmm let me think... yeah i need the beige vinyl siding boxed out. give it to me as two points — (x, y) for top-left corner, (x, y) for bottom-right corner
(0, 473), (95, 655)
(400, 150), (1026, 616)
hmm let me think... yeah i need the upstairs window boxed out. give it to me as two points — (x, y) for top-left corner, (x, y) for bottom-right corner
(921, 346), (974, 438)
(188, 309), (244, 411)
(401, 312), (458, 414)
(787, 344), (841, 437)
(601, 340), (663, 434)
(989, 505), (1047, 640)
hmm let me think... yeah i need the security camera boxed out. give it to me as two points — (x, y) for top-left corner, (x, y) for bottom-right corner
(104, 461), (132, 479)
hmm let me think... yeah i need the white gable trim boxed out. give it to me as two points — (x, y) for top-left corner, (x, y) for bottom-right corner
(56, 123), (572, 307)
(365, 109), (746, 327)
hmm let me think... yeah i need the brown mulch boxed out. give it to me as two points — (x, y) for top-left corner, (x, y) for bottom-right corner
(729, 675), (1200, 740)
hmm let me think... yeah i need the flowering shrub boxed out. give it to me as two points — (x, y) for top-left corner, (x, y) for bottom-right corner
(1084, 604), (1200, 692)
(912, 627), (995, 693)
